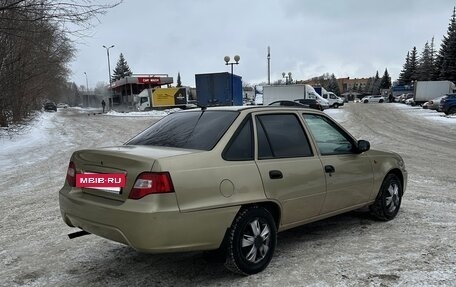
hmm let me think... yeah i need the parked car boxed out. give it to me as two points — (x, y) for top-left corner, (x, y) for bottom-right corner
(57, 103), (69, 109)
(422, 96), (445, 110)
(59, 106), (407, 275)
(361, 95), (385, 103)
(401, 93), (414, 103)
(404, 98), (415, 105)
(439, 94), (456, 115)
(268, 100), (308, 108)
(43, 102), (57, 112)
(293, 98), (324, 110)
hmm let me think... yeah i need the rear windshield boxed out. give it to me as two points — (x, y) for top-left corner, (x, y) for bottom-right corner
(126, 110), (239, 150)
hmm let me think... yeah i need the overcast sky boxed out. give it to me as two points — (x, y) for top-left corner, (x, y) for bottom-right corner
(70, 0), (456, 89)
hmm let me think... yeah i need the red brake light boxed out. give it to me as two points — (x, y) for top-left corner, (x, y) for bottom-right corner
(66, 161), (76, 187)
(129, 172), (174, 199)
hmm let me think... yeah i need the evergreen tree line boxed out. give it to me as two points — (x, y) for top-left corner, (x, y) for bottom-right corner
(0, 0), (119, 127)
(398, 7), (456, 85)
(309, 69), (391, 96)
(307, 73), (341, 95)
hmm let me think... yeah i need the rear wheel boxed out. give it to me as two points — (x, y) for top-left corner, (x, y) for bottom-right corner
(379, 99), (384, 103)
(370, 174), (403, 221)
(225, 206), (277, 275)
(364, 100), (369, 103)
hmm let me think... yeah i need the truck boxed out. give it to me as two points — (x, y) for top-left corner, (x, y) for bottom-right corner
(262, 84), (330, 108)
(313, 87), (344, 108)
(413, 81), (456, 105)
(135, 87), (188, 111)
(195, 72), (242, 106)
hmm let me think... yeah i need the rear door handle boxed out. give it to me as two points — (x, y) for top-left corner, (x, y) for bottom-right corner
(324, 165), (335, 174)
(269, 170), (283, 179)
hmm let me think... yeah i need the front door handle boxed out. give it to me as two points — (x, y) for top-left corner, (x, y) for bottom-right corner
(324, 165), (335, 174)
(269, 170), (283, 179)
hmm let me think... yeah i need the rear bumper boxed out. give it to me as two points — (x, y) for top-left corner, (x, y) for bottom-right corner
(59, 186), (239, 253)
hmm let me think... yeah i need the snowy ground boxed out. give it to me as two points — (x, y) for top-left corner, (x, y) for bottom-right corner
(1, 104), (455, 286)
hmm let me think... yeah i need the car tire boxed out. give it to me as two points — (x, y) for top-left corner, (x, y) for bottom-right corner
(379, 99), (384, 103)
(333, 103), (339, 108)
(225, 206), (277, 275)
(447, 106), (456, 115)
(370, 174), (403, 221)
(364, 100), (368, 104)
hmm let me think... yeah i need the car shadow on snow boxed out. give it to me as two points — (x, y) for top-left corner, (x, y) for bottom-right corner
(64, 211), (379, 285)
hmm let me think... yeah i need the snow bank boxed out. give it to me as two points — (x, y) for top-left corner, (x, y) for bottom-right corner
(104, 109), (180, 117)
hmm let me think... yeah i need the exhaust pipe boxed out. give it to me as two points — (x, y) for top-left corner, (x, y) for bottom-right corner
(68, 230), (90, 239)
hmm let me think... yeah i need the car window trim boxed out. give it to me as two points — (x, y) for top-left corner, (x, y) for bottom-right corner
(254, 112), (315, 160)
(301, 113), (358, 156)
(222, 114), (254, 161)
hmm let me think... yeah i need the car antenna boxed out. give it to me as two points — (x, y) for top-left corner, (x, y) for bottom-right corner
(197, 104), (207, 112)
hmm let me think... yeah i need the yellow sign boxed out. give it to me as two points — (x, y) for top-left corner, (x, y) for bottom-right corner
(152, 88), (178, 107)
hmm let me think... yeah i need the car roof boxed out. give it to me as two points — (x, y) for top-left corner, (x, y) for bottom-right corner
(175, 105), (323, 115)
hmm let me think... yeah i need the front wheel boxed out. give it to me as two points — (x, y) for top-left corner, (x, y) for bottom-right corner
(364, 100), (369, 104)
(379, 99), (384, 103)
(333, 103), (339, 108)
(370, 174), (403, 221)
(446, 106), (456, 115)
(225, 206), (277, 275)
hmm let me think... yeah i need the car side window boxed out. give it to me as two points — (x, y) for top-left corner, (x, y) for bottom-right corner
(256, 114), (313, 159)
(223, 116), (253, 161)
(303, 114), (355, 155)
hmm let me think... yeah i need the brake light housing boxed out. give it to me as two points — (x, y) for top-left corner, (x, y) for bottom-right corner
(66, 161), (76, 187)
(129, 172), (174, 199)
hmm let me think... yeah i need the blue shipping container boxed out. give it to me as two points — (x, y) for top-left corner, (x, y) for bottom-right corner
(195, 72), (242, 106)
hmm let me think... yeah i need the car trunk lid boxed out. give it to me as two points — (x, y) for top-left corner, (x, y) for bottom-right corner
(71, 145), (196, 201)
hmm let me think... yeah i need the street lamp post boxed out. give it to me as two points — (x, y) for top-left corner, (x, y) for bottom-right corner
(224, 55), (240, 105)
(102, 44), (114, 109)
(282, 72), (292, 84)
(83, 72), (89, 94)
(267, 46), (271, 85)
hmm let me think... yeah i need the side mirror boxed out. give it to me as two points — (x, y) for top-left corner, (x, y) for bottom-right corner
(357, 140), (370, 153)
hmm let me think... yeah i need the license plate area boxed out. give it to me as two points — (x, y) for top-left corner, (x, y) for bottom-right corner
(80, 172), (124, 195)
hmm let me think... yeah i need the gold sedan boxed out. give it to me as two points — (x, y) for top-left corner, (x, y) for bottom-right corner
(59, 106), (407, 275)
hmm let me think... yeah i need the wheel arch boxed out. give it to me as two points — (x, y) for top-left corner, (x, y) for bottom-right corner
(385, 168), (404, 195)
(239, 201), (282, 229)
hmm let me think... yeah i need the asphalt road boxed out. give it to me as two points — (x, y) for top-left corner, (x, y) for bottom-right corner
(0, 104), (455, 286)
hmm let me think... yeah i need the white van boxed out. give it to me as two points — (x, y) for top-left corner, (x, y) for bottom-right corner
(321, 92), (344, 108)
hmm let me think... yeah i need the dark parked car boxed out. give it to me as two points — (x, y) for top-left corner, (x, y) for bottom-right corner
(43, 102), (57, 112)
(268, 100), (308, 108)
(439, 94), (456, 115)
(294, 99), (323, 110)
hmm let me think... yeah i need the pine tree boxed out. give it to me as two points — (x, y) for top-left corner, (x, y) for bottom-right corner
(327, 74), (341, 95)
(379, 68), (392, 89)
(416, 42), (434, 81)
(430, 37), (438, 80)
(370, 71), (381, 94)
(398, 51), (411, 85)
(111, 53), (132, 82)
(409, 47), (418, 82)
(437, 7), (456, 82)
(177, 72), (182, 87)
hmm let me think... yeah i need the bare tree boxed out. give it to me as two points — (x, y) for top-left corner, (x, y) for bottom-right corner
(0, 0), (121, 127)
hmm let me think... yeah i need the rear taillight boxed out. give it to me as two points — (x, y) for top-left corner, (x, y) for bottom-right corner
(129, 172), (174, 199)
(66, 161), (76, 187)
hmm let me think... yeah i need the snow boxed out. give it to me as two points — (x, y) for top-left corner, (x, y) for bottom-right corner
(0, 112), (56, 170)
(104, 108), (180, 117)
(390, 103), (456, 124)
(0, 103), (455, 286)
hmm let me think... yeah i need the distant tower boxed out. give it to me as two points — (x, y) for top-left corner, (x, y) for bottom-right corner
(267, 46), (271, 85)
